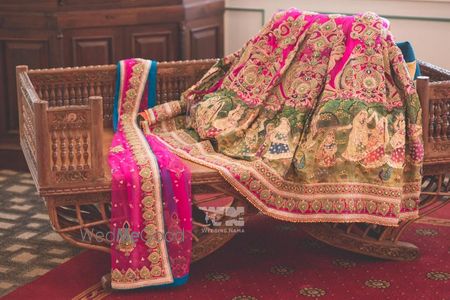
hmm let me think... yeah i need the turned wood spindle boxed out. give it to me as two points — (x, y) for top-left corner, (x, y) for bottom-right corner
(76, 84), (82, 105)
(108, 83), (114, 121)
(175, 77), (183, 99)
(165, 77), (171, 100)
(157, 78), (162, 102)
(82, 131), (89, 169)
(441, 101), (449, 140)
(429, 102), (436, 140)
(447, 101), (450, 138)
(56, 84), (63, 106)
(82, 84), (89, 105)
(59, 131), (67, 171)
(49, 85), (56, 106)
(176, 77), (182, 99)
(95, 81), (101, 97)
(165, 77), (170, 102)
(43, 85), (49, 102)
(169, 77), (175, 100)
(69, 84), (75, 106)
(63, 84), (70, 106)
(162, 77), (169, 103)
(106, 83), (112, 122)
(435, 101), (442, 140)
(102, 84), (110, 121)
(51, 131), (58, 171)
(68, 131), (75, 170)
(89, 82), (95, 98)
(75, 134), (82, 170)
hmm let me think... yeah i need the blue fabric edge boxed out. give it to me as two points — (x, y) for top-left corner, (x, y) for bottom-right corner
(148, 60), (158, 108)
(124, 275), (189, 291)
(113, 62), (121, 132)
(158, 275), (190, 288)
(396, 41), (421, 79)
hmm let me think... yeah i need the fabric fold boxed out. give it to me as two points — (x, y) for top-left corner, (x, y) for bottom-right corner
(109, 59), (192, 290)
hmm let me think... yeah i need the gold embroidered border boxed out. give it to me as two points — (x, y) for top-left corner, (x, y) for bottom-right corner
(152, 130), (419, 226)
(140, 101), (184, 126)
(168, 131), (415, 200)
(111, 59), (173, 289)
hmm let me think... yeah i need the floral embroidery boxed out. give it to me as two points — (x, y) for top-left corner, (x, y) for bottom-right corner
(139, 10), (423, 226)
(116, 221), (136, 256)
(110, 145), (125, 153)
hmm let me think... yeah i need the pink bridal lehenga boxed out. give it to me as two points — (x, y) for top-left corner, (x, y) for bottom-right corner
(109, 9), (423, 289)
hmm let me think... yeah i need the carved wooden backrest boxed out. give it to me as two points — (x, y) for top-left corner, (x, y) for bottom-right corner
(425, 81), (450, 162)
(416, 61), (450, 170)
(17, 60), (216, 193)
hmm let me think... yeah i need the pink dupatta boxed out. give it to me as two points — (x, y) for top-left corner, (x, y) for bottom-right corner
(108, 59), (192, 289)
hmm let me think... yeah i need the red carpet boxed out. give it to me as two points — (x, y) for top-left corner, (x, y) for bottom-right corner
(3, 208), (449, 300)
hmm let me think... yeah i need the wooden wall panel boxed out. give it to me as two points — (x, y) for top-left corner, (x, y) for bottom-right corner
(127, 25), (178, 61)
(1, 40), (49, 136)
(190, 25), (219, 59)
(73, 38), (113, 66)
(65, 28), (122, 66)
(183, 16), (223, 60)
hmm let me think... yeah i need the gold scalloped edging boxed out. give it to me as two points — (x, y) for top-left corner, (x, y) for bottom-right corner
(111, 59), (173, 289)
(151, 131), (420, 227)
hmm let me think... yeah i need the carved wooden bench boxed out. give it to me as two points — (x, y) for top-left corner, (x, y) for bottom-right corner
(16, 59), (450, 263)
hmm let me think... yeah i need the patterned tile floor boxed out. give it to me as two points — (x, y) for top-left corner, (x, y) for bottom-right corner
(0, 169), (81, 297)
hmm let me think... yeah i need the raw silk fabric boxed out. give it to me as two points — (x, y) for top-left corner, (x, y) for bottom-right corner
(109, 59), (192, 289)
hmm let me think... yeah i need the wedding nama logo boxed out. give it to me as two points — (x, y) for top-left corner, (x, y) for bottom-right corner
(199, 206), (245, 233)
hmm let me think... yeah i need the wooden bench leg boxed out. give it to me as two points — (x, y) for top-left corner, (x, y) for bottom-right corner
(300, 223), (420, 261)
(45, 193), (112, 253)
(301, 173), (449, 261)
